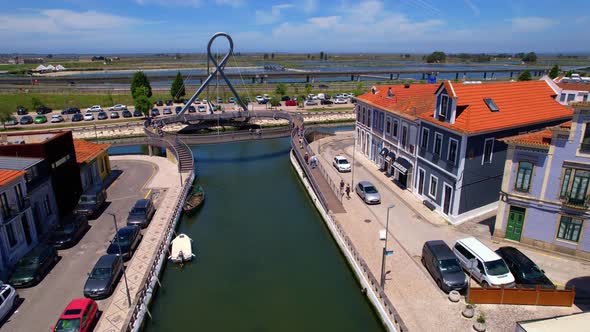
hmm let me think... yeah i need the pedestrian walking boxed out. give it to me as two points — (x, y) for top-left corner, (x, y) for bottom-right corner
(304, 152), (309, 164)
(310, 155), (318, 169)
(299, 137), (303, 149)
(345, 183), (351, 199)
(340, 179), (345, 193)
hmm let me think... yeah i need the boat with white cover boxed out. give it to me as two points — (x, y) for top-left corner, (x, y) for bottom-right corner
(169, 234), (194, 263)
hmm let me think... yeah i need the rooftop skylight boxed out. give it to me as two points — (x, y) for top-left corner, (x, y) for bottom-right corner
(484, 98), (499, 112)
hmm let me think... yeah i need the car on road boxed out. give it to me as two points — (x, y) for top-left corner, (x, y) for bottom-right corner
(162, 107), (172, 115)
(165, 100), (173, 106)
(61, 107), (80, 115)
(422, 240), (468, 293)
(151, 108), (160, 117)
(9, 243), (59, 288)
(74, 185), (107, 219)
(71, 113), (84, 122)
(333, 98), (347, 104)
(110, 111), (120, 119)
(133, 110), (143, 117)
(175, 106), (183, 114)
(255, 95), (265, 104)
(0, 283), (18, 323)
(127, 198), (156, 228)
(188, 105), (196, 113)
(16, 106), (28, 115)
(97, 111), (108, 120)
(51, 115), (64, 123)
(122, 109), (133, 118)
(197, 105), (206, 113)
(3, 116), (18, 126)
(106, 226), (142, 261)
(453, 237), (515, 288)
(156, 100), (164, 106)
(304, 99), (318, 106)
(333, 156), (351, 172)
(83, 254), (124, 299)
(285, 100), (297, 106)
(108, 104), (126, 111)
(36, 106), (52, 114)
(49, 214), (89, 249)
(19, 115), (34, 125)
(495, 246), (554, 288)
(83, 113), (94, 121)
(34, 114), (47, 124)
(321, 99), (334, 105)
(87, 105), (102, 112)
(355, 181), (381, 204)
(52, 298), (98, 332)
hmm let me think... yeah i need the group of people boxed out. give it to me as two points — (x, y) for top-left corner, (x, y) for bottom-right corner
(304, 152), (318, 168)
(340, 179), (351, 199)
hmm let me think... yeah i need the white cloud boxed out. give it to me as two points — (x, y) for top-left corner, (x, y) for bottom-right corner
(307, 16), (340, 29)
(255, 4), (293, 25)
(215, 0), (245, 7)
(511, 17), (558, 32)
(463, 0), (480, 16)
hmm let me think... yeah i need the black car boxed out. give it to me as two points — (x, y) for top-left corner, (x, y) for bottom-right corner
(61, 107), (80, 115)
(20, 115), (34, 125)
(127, 198), (156, 228)
(17, 106), (28, 115)
(133, 110), (143, 117)
(175, 106), (182, 114)
(3, 116), (18, 126)
(422, 240), (468, 293)
(321, 99), (334, 105)
(49, 214), (89, 249)
(9, 243), (59, 288)
(122, 109), (133, 118)
(495, 246), (555, 288)
(83, 255), (124, 299)
(165, 100), (173, 106)
(151, 108), (160, 117)
(97, 111), (108, 120)
(36, 106), (52, 114)
(156, 100), (164, 106)
(181, 99), (188, 104)
(71, 113), (84, 122)
(74, 185), (107, 219)
(281, 96), (290, 101)
(188, 106), (196, 113)
(319, 84), (329, 89)
(106, 226), (142, 261)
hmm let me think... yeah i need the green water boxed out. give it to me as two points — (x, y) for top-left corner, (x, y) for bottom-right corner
(143, 138), (384, 332)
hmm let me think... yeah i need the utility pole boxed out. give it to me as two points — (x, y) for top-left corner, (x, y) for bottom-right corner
(107, 212), (132, 307)
(380, 204), (395, 288)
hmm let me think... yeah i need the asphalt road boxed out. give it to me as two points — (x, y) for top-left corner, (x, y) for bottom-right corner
(0, 160), (155, 332)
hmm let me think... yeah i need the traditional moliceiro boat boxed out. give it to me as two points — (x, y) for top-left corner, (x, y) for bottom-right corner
(183, 185), (205, 213)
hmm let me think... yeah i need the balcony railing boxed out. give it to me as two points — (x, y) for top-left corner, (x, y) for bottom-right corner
(1, 198), (30, 222)
(562, 195), (590, 209)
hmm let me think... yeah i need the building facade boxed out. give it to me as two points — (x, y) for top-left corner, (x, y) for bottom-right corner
(73, 139), (111, 193)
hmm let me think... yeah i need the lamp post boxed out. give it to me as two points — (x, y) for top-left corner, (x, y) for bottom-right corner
(351, 129), (357, 188)
(380, 204), (395, 288)
(107, 212), (132, 307)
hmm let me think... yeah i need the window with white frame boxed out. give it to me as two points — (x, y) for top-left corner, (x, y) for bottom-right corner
(557, 216), (583, 242)
(482, 138), (494, 164)
(434, 133), (443, 155)
(421, 128), (429, 150)
(515, 161), (533, 192)
(385, 117), (391, 135)
(439, 95), (449, 119)
(429, 175), (438, 198)
(392, 120), (399, 138)
(401, 126), (408, 149)
(448, 138), (458, 164)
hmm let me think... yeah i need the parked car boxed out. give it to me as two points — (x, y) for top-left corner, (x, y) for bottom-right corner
(106, 226), (142, 261)
(87, 105), (102, 112)
(333, 155), (351, 172)
(188, 106), (196, 113)
(355, 181), (381, 204)
(109, 104), (126, 111)
(228, 97), (236, 103)
(181, 99), (188, 104)
(216, 97), (223, 103)
(133, 110), (143, 117)
(321, 99), (334, 105)
(83, 255), (123, 299)
(36, 106), (52, 114)
(165, 100), (173, 106)
(126, 198), (156, 228)
(175, 106), (182, 114)
(197, 105), (206, 113)
(285, 100), (297, 106)
(97, 111), (108, 120)
(281, 96), (291, 101)
(49, 214), (89, 249)
(52, 298), (98, 332)
(19, 115), (34, 125)
(9, 243), (58, 288)
(151, 108), (160, 117)
(3, 116), (18, 126)
(333, 98), (347, 104)
(122, 109), (133, 118)
(495, 246), (554, 288)
(0, 283), (18, 323)
(163, 107), (172, 115)
(255, 95), (265, 104)
(50, 115), (64, 123)
(109, 111), (120, 119)
(83, 113), (94, 121)
(194, 98), (201, 103)
(422, 240), (468, 293)
(304, 99), (318, 106)
(61, 107), (80, 115)
(34, 114), (47, 124)
(156, 100), (164, 106)
(319, 84), (329, 89)
(74, 185), (107, 219)
(16, 106), (28, 115)
(71, 113), (84, 122)
(453, 237), (515, 288)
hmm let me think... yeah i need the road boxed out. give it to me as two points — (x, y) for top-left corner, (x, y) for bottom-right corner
(1, 160), (155, 332)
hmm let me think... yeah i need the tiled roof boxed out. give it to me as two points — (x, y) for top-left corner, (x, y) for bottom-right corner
(0, 169), (25, 186)
(356, 84), (438, 119)
(558, 83), (590, 92)
(419, 80), (573, 135)
(500, 120), (572, 147)
(73, 139), (110, 164)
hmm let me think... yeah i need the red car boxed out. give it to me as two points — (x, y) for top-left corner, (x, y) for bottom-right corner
(285, 100), (297, 106)
(52, 298), (98, 332)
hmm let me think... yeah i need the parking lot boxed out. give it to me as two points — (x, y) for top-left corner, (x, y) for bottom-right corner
(0, 160), (155, 332)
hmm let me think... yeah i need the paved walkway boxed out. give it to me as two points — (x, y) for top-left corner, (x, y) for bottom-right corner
(309, 132), (586, 332)
(94, 155), (189, 332)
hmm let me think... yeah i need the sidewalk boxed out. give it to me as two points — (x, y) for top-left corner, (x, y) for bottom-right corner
(310, 133), (585, 332)
(94, 155), (189, 332)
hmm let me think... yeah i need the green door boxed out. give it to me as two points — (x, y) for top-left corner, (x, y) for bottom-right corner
(505, 206), (526, 241)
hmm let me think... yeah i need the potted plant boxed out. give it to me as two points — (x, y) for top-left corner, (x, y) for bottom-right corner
(473, 313), (486, 332)
(462, 304), (475, 318)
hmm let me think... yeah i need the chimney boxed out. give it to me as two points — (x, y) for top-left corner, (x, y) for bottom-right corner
(371, 86), (377, 94)
(404, 83), (411, 88)
(387, 87), (394, 98)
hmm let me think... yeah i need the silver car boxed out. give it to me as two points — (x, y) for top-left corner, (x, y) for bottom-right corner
(356, 181), (381, 204)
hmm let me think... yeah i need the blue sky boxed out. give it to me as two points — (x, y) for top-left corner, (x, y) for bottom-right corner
(1, 0), (589, 53)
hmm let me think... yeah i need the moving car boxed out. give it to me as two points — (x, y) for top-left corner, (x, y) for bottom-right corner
(333, 98), (347, 104)
(122, 110), (132, 118)
(453, 237), (515, 288)
(71, 113), (84, 122)
(19, 115), (34, 125)
(0, 283), (18, 322)
(355, 181), (381, 204)
(285, 100), (297, 106)
(97, 111), (108, 120)
(83, 113), (94, 121)
(163, 107), (172, 115)
(495, 246), (554, 288)
(49, 214), (89, 249)
(175, 106), (182, 114)
(422, 240), (468, 293)
(61, 107), (80, 115)
(106, 226), (142, 261)
(51, 115), (64, 123)
(9, 243), (58, 287)
(52, 298), (98, 332)
(83, 255), (124, 299)
(74, 185), (107, 219)
(109, 104), (126, 111)
(133, 110), (143, 117)
(3, 116), (18, 126)
(34, 114), (47, 124)
(36, 106), (52, 114)
(188, 106), (196, 113)
(126, 198), (156, 228)
(16, 106), (28, 115)
(151, 108), (160, 117)
(87, 105), (102, 112)
(333, 156), (351, 172)
(109, 111), (120, 119)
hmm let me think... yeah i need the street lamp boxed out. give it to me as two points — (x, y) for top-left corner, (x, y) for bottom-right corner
(380, 204), (395, 288)
(351, 129), (357, 188)
(107, 212), (132, 307)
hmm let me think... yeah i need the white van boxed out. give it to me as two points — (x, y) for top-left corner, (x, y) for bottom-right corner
(453, 237), (515, 288)
(317, 93), (326, 100)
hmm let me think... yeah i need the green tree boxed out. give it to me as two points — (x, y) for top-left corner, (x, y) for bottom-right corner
(549, 65), (560, 79)
(354, 81), (365, 96)
(275, 83), (287, 96)
(31, 97), (43, 110)
(170, 72), (186, 101)
(269, 96), (281, 108)
(521, 52), (537, 63)
(518, 70), (532, 81)
(426, 51), (446, 63)
(0, 112), (13, 129)
(133, 86), (152, 117)
(565, 70), (574, 77)
(304, 83), (313, 96)
(131, 71), (152, 98)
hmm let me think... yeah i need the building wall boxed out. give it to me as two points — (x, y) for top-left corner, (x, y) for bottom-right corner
(29, 179), (59, 236)
(97, 152), (111, 180)
(557, 89), (589, 105)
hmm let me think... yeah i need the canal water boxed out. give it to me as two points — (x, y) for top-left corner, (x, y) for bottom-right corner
(116, 137), (384, 331)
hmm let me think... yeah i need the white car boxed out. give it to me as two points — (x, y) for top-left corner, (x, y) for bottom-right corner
(334, 98), (347, 104)
(0, 283), (18, 322)
(197, 105), (207, 112)
(333, 156), (351, 172)
(50, 115), (64, 123)
(334, 93), (345, 99)
(109, 104), (127, 111)
(87, 105), (102, 112)
(255, 96), (265, 103)
(84, 113), (94, 121)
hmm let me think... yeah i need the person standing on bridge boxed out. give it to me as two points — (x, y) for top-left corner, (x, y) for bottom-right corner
(304, 152), (309, 164)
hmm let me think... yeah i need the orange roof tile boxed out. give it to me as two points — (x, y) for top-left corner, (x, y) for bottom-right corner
(501, 129), (553, 148)
(356, 84), (438, 119)
(0, 169), (25, 186)
(558, 83), (590, 92)
(419, 80), (573, 135)
(73, 139), (110, 165)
